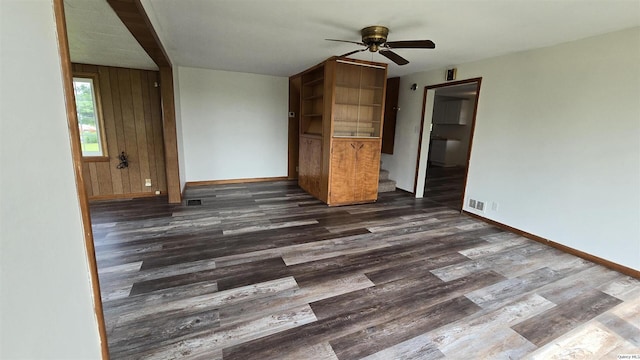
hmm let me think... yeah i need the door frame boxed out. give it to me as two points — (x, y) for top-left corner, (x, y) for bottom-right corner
(412, 78), (482, 209)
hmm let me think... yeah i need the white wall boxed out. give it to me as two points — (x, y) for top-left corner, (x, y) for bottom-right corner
(177, 67), (288, 182)
(0, 0), (102, 358)
(385, 27), (640, 271)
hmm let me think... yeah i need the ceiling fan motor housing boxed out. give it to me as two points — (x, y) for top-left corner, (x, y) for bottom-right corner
(361, 26), (389, 52)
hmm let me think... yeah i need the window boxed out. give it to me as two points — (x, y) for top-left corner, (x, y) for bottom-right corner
(73, 75), (106, 157)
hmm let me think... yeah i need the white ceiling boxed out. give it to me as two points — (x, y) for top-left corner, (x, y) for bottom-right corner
(67, 0), (640, 78)
(65, 0), (157, 70)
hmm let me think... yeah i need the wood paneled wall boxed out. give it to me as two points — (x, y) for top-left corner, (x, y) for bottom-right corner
(72, 63), (166, 199)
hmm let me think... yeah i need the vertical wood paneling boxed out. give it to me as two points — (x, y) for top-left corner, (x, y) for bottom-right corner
(118, 68), (142, 193)
(98, 66), (123, 194)
(75, 63), (166, 199)
(89, 162), (100, 193)
(130, 70), (151, 190)
(82, 163), (93, 197)
(96, 162), (113, 194)
(110, 68), (131, 194)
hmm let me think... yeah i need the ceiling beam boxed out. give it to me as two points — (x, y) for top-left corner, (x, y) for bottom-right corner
(106, 0), (170, 67)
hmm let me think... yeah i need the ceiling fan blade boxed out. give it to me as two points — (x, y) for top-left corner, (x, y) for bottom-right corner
(339, 48), (368, 58)
(385, 40), (436, 49)
(379, 50), (409, 65)
(326, 39), (365, 46)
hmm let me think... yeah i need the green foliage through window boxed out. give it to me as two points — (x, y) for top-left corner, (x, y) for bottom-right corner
(73, 77), (105, 157)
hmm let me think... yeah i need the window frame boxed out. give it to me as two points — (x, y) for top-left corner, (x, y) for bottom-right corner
(73, 72), (108, 161)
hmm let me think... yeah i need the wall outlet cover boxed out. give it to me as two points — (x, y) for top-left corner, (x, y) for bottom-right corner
(469, 199), (477, 208)
(477, 201), (485, 211)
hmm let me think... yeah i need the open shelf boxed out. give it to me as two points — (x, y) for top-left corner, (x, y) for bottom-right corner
(303, 94), (324, 100)
(301, 65), (326, 137)
(303, 77), (323, 87)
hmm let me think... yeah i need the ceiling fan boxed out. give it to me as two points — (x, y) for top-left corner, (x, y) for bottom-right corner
(326, 25), (435, 66)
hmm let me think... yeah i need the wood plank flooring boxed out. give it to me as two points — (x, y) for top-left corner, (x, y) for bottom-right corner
(90, 180), (640, 359)
(424, 166), (466, 210)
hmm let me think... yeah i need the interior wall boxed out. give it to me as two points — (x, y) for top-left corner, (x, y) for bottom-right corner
(0, 0), (101, 357)
(384, 27), (640, 271)
(381, 74), (442, 190)
(72, 63), (167, 198)
(177, 66), (288, 182)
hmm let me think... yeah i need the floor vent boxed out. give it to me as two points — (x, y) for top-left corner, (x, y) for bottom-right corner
(187, 199), (202, 206)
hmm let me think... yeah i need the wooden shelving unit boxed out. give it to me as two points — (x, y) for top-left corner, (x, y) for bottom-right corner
(297, 57), (388, 206)
(301, 66), (325, 136)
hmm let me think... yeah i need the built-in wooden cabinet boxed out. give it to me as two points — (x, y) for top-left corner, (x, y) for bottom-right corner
(297, 57), (387, 206)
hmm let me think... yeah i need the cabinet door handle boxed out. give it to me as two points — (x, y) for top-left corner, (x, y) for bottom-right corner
(358, 143), (364, 150)
(350, 143), (356, 149)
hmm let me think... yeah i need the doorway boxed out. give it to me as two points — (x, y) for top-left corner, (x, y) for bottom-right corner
(413, 78), (481, 210)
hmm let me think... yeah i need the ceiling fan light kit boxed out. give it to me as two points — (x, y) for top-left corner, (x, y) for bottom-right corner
(361, 25), (389, 52)
(326, 25), (435, 66)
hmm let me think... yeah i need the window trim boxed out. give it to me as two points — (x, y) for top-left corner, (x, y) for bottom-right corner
(73, 72), (108, 160)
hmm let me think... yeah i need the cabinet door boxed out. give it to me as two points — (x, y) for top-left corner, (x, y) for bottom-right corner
(443, 100), (462, 124)
(308, 138), (322, 195)
(299, 137), (322, 196)
(435, 100), (468, 125)
(333, 62), (386, 138)
(329, 140), (356, 204)
(329, 139), (380, 204)
(298, 138), (310, 191)
(382, 77), (400, 154)
(354, 141), (381, 202)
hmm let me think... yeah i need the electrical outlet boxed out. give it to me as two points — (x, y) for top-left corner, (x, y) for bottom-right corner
(469, 199), (477, 208)
(476, 201), (485, 211)
(145, 178), (152, 187)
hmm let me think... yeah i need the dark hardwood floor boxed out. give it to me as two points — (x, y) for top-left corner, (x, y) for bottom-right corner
(424, 165), (467, 210)
(90, 181), (640, 359)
